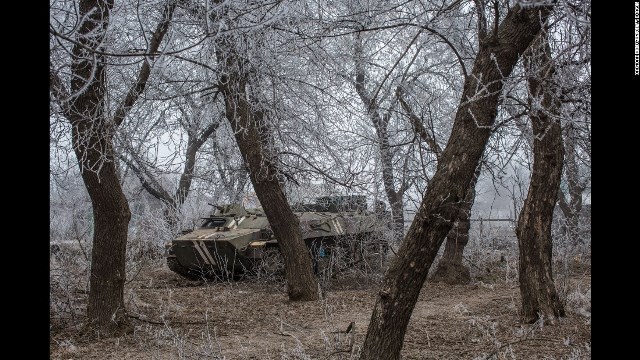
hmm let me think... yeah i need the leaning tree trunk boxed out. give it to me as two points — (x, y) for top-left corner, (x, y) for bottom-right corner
(359, 5), (552, 359)
(215, 35), (319, 301)
(398, 86), (478, 285)
(66, 0), (132, 335)
(516, 31), (565, 324)
(431, 165), (481, 284)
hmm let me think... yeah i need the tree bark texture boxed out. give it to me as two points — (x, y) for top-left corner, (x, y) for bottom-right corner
(360, 5), (552, 359)
(215, 34), (319, 301)
(66, 0), (132, 335)
(431, 165), (481, 284)
(516, 31), (565, 324)
(397, 86), (476, 284)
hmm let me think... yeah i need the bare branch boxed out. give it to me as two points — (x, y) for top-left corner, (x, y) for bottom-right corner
(396, 86), (442, 159)
(49, 70), (70, 113)
(474, 0), (488, 39)
(119, 153), (174, 205)
(420, 25), (468, 79)
(370, 29), (423, 105)
(112, 0), (178, 127)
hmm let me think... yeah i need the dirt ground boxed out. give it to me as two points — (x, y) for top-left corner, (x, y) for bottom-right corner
(50, 260), (591, 359)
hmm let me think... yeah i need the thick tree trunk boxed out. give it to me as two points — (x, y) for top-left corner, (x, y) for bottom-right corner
(398, 86), (477, 284)
(360, 5), (552, 359)
(215, 36), (319, 301)
(516, 32), (565, 324)
(431, 165), (481, 284)
(56, 0), (175, 335)
(67, 0), (132, 335)
(74, 130), (132, 334)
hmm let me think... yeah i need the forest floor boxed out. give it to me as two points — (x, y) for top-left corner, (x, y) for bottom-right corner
(50, 257), (591, 360)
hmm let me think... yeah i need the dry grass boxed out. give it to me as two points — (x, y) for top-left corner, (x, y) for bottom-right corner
(50, 218), (591, 359)
(49, 256), (590, 359)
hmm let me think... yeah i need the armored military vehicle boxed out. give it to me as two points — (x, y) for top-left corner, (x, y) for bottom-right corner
(165, 195), (385, 279)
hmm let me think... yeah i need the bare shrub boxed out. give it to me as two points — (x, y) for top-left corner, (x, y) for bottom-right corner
(50, 199), (92, 332)
(457, 220), (520, 285)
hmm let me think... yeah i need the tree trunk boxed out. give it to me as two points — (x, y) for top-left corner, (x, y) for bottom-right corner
(557, 123), (585, 246)
(389, 194), (405, 244)
(516, 31), (565, 324)
(360, 5), (552, 359)
(215, 36), (319, 301)
(55, 0), (176, 335)
(67, 0), (132, 335)
(76, 133), (132, 335)
(431, 165), (481, 284)
(164, 122), (221, 233)
(353, 34), (407, 245)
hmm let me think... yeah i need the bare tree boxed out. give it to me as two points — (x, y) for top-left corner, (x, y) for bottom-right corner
(556, 63), (590, 247)
(352, 33), (409, 244)
(118, 100), (222, 233)
(360, 3), (553, 358)
(516, 29), (565, 324)
(212, 2), (319, 301)
(545, 0), (591, 248)
(557, 122), (589, 245)
(198, 126), (252, 204)
(398, 86), (479, 284)
(50, 0), (176, 334)
(345, 0), (480, 282)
